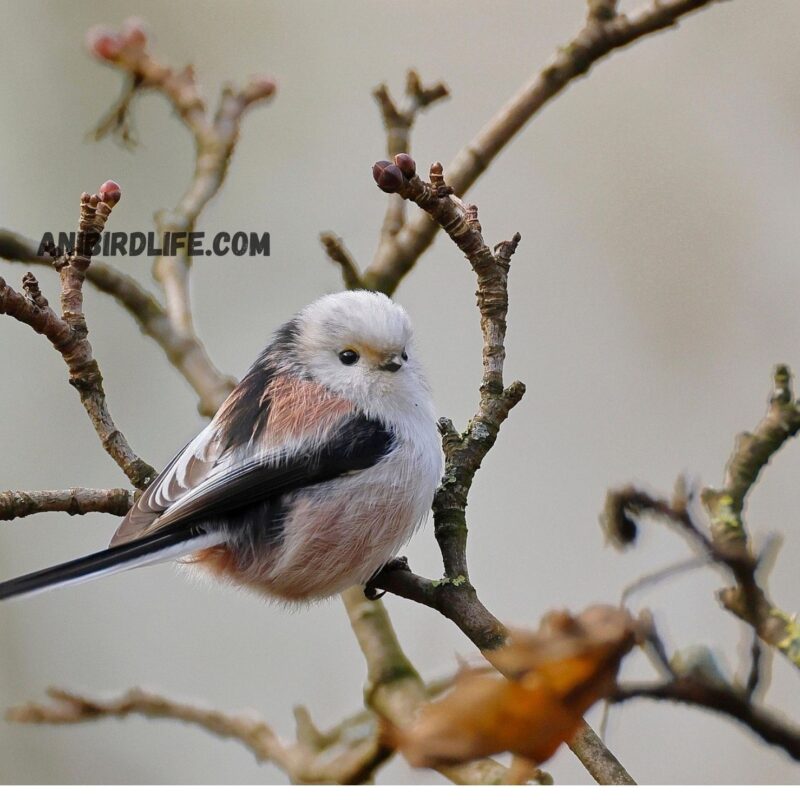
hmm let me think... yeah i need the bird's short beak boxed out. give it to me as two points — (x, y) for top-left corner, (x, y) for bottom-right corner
(378, 354), (403, 373)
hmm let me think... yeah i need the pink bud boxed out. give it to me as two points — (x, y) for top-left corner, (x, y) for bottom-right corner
(120, 17), (148, 49)
(86, 26), (122, 61)
(99, 179), (122, 207)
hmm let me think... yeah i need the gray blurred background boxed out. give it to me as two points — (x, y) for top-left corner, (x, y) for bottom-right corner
(1, 0), (799, 784)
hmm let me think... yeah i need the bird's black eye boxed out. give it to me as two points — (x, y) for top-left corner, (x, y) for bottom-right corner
(338, 349), (359, 365)
(401, 350), (409, 361)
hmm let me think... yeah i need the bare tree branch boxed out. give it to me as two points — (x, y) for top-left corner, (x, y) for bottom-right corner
(0, 488), (133, 521)
(319, 232), (362, 290)
(373, 71), (449, 160)
(87, 19), (276, 337)
(702, 364), (800, 547)
(368, 156), (521, 643)
(360, 0), (727, 294)
(7, 687), (389, 785)
(341, 587), (509, 784)
(0, 230), (235, 417)
(321, 69), (448, 287)
(586, 0), (620, 23)
(718, 586), (800, 671)
(603, 369), (800, 672)
(0, 184), (156, 490)
(613, 677), (800, 761)
(372, 73), (449, 264)
(366, 155), (634, 785)
(151, 78), (274, 336)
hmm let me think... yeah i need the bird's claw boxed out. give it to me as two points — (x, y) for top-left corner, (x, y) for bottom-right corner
(364, 556), (411, 601)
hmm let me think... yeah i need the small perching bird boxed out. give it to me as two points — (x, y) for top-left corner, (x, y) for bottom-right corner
(0, 291), (443, 602)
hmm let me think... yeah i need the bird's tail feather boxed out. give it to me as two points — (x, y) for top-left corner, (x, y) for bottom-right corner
(0, 529), (225, 602)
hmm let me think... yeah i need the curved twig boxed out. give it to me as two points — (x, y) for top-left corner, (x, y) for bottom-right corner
(360, 0), (727, 294)
(0, 185), (156, 490)
(7, 687), (389, 785)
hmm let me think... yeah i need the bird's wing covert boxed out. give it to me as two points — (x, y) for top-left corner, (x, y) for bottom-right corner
(110, 373), (393, 546)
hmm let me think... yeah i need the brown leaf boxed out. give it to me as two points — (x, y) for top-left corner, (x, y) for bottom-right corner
(393, 605), (643, 769)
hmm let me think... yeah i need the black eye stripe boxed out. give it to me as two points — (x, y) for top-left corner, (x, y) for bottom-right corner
(339, 349), (359, 365)
(401, 350), (408, 361)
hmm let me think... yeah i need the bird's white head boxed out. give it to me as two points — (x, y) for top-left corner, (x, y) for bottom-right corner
(291, 291), (433, 425)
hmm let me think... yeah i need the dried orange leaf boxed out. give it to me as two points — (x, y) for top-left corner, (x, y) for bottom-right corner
(394, 605), (643, 769)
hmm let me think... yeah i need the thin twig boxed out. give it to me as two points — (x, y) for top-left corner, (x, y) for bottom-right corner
(0, 229), (236, 418)
(612, 678), (800, 761)
(86, 19), (273, 405)
(702, 365), (800, 547)
(0, 184), (156, 490)
(7, 687), (389, 785)
(745, 628), (764, 702)
(602, 370), (800, 672)
(319, 232), (363, 290)
(360, 0), (727, 294)
(321, 70), (448, 286)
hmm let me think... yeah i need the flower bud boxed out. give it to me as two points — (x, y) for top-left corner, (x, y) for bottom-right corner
(86, 26), (122, 61)
(372, 161), (391, 182)
(373, 161), (404, 193)
(394, 153), (416, 179)
(99, 179), (122, 207)
(120, 17), (148, 50)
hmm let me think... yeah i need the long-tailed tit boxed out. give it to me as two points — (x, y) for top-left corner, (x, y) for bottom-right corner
(0, 291), (443, 602)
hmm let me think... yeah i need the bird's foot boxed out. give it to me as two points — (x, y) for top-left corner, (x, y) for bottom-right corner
(364, 556), (411, 601)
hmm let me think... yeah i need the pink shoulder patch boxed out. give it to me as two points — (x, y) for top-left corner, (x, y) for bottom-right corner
(261, 376), (352, 446)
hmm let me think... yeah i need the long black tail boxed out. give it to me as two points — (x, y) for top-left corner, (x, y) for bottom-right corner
(0, 529), (224, 602)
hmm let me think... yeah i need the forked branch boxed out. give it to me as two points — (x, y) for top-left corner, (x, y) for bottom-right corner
(0, 182), (155, 490)
(360, 0), (727, 294)
(366, 155), (634, 785)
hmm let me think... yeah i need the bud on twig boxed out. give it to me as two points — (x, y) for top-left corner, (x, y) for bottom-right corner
(86, 26), (122, 62)
(98, 180), (122, 208)
(119, 17), (148, 50)
(394, 153), (416, 179)
(372, 160), (404, 193)
(86, 18), (148, 63)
